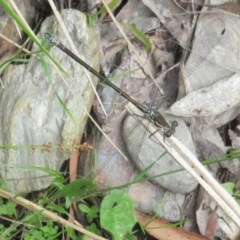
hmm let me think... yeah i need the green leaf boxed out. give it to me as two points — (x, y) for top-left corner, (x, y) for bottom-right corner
(83, 223), (100, 238)
(10, 165), (65, 184)
(227, 150), (240, 159)
(222, 182), (235, 195)
(38, 52), (77, 126)
(78, 204), (99, 221)
(234, 190), (240, 198)
(55, 93), (77, 126)
(47, 203), (68, 215)
(124, 23), (152, 52)
(57, 178), (96, 199)
(100, 190), (137, 240)
(0, 224), (5, 231)
(23, 212), (43, 226)
(95, 0), (121, 16)
(0, 201), (17, 217)
(65, 227), (79, 240)
(86, 14), (96, 26)
(41, 221), (59, 237)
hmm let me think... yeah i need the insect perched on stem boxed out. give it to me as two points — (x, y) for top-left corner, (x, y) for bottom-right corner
(45, 33), (178, 137)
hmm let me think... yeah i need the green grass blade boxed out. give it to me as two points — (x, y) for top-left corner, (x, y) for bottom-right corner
(55, 93), (77, 126)
(124, 23), (152, 52)
(95, 0), (121, 16)
(0, 0), (68, 75)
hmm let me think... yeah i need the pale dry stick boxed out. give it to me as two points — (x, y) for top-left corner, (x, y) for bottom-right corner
(0, 215), (35, 228)
(101, 0), (163, 95)
(86, 111), (129, 161)
(9, 0), (24, 38)
(47, 0), (75, 49)
(47, 0), (107, 117)
(0, 32), (31, 89)
(8, 0), (37, 39)
(0, 33), (31, 55)
(0, 189), (107, 240)
(126, 103), (240, 228)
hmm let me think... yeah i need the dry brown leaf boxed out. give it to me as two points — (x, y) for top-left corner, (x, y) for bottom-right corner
(205, 208), (218, 239)
(137, 211), (210, 240)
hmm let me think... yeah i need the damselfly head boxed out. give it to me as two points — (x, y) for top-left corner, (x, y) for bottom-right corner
(45, 33), (58, 45)
(164, 120), (178, 137)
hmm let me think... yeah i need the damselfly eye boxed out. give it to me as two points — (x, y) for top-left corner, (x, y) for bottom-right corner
(172, 121), (178, 127)
(165, 131), (172, 138)
(164, 120), (178, 137)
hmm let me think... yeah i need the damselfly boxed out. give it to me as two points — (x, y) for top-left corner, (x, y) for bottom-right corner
(45, 33), (178, 137)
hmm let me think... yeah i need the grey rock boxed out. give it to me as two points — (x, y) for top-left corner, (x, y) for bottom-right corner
(169, 10), (240, 123)
(141, 0), (192, 45)
(128, 182), (186, 222)
(0, 10), (99, 194)
(122, 114), (198, 194)
(86, 106), (190, 221)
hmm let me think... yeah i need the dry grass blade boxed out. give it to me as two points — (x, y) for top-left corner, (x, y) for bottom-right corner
(0, 189), (107, 240)
(87, 111), (128, 161)
(9, 0), (31, 36)
(0, 33), (30, 54)
(47, 0), (107, 116)
(126, 102), (240, 229)
(101, 0), (163, 95)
